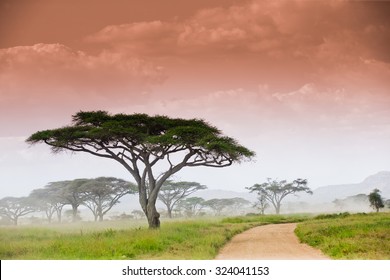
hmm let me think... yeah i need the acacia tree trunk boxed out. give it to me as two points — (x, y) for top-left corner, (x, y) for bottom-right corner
(139, 182), (161, 228)
(275, 204), (281, 214)
(46, 210), (53, 223)
(56, 210), (62, 223)
(147, 203), (160, 229)
(71, 205), (78, 222)
(167, 206), (173, 219)
(97, 203), (104, 222)
(272, 201), (281, 215)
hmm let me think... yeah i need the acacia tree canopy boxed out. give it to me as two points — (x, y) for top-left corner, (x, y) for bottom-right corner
(0, 197), (36, 225)
(203, 198), (243, 216)
(29, 188), (61, 223)
(158, 180), (207, 218)
(27, 111), (255, 228)
(247, 178), (312, 214)
(176, 197), (206, 217)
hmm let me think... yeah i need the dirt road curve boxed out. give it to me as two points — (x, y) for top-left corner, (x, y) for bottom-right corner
(215, 223), (330, 260)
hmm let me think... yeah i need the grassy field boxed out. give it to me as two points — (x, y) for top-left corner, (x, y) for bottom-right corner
(0, 215), (307, 260)
(1, 213), (388, 259)
(295, 212), (390, 259)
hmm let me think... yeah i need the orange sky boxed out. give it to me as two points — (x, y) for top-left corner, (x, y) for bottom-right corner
(1, 0), (390, 197)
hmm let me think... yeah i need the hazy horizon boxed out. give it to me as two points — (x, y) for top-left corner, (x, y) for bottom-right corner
(1, 0), (390, 198)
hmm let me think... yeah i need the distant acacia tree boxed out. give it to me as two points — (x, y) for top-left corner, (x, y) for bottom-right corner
(0, 197), (36, 225)
(368, 189), (384, 212)
(176, 197), (206, 217)
(35, 180), (87, 222)
(158, 180), (207, 218)
(228, 197), (251, 214)
(247, 178), (312, 214)
(27, 111), (254, 228)
(203, 198), (247, 216)
(29, 188), (58, 223)
(39, 181), (71, 223)
(59, 179), (89, 222)
(254, 193), (269, 215)
(79, 177), (138, 221)
(203, 198), (231, 216)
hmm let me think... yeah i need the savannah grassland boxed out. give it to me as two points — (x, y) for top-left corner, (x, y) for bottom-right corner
(295, 212), (390, 259)
(0, 213), (389, 260)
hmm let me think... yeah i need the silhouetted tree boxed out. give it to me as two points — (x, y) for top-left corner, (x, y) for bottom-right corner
(39, 181), (71, 223)
(29, 188), (58, 223)
(254, 193), (269, 215)
(229, 197), (251, 214)
(27, 111), (254, 228)
(0, 197), (36, 225)
(79, 177), (137, 221)
(158, 180), (206, 218)
(368, 189), (384, 212)
(247, 178), (312, 214)
(203, 198), (247, 216)
(36, 180), (87, 222)
(176, 197), (206, 217)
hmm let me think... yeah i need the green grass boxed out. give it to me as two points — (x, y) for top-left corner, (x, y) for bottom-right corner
(0, 215), (302, 260)
(295, 212), (390, 259)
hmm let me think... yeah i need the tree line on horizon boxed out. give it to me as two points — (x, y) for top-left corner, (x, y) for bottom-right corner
(1, 176), (388, 226)
(0, 178), (254, 225)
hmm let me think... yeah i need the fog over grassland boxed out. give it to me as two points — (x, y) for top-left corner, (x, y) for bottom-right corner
(83, 171), (390, 220)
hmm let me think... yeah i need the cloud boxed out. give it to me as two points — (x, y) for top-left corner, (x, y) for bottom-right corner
(86, 1), (282, 56)
(2, 0), (389, 138)
(85, 21), (180, 55)
(0, 43), (166, 107)
(112, 81), (390, 143)
(85, 0), (390, 62)
(81, 0), (390, 100)
(0, 43), (168, 136)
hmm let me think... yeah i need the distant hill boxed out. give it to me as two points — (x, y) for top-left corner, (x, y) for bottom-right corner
(304, 171), (390, 204)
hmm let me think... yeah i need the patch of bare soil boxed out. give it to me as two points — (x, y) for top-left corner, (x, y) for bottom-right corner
(215, 223), (329, 260)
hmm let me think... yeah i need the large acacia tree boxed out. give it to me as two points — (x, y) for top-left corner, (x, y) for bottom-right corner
(27, 111), (254, 228)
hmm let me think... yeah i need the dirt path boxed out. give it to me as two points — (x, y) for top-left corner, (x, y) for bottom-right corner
(215, 223), (330, 260)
